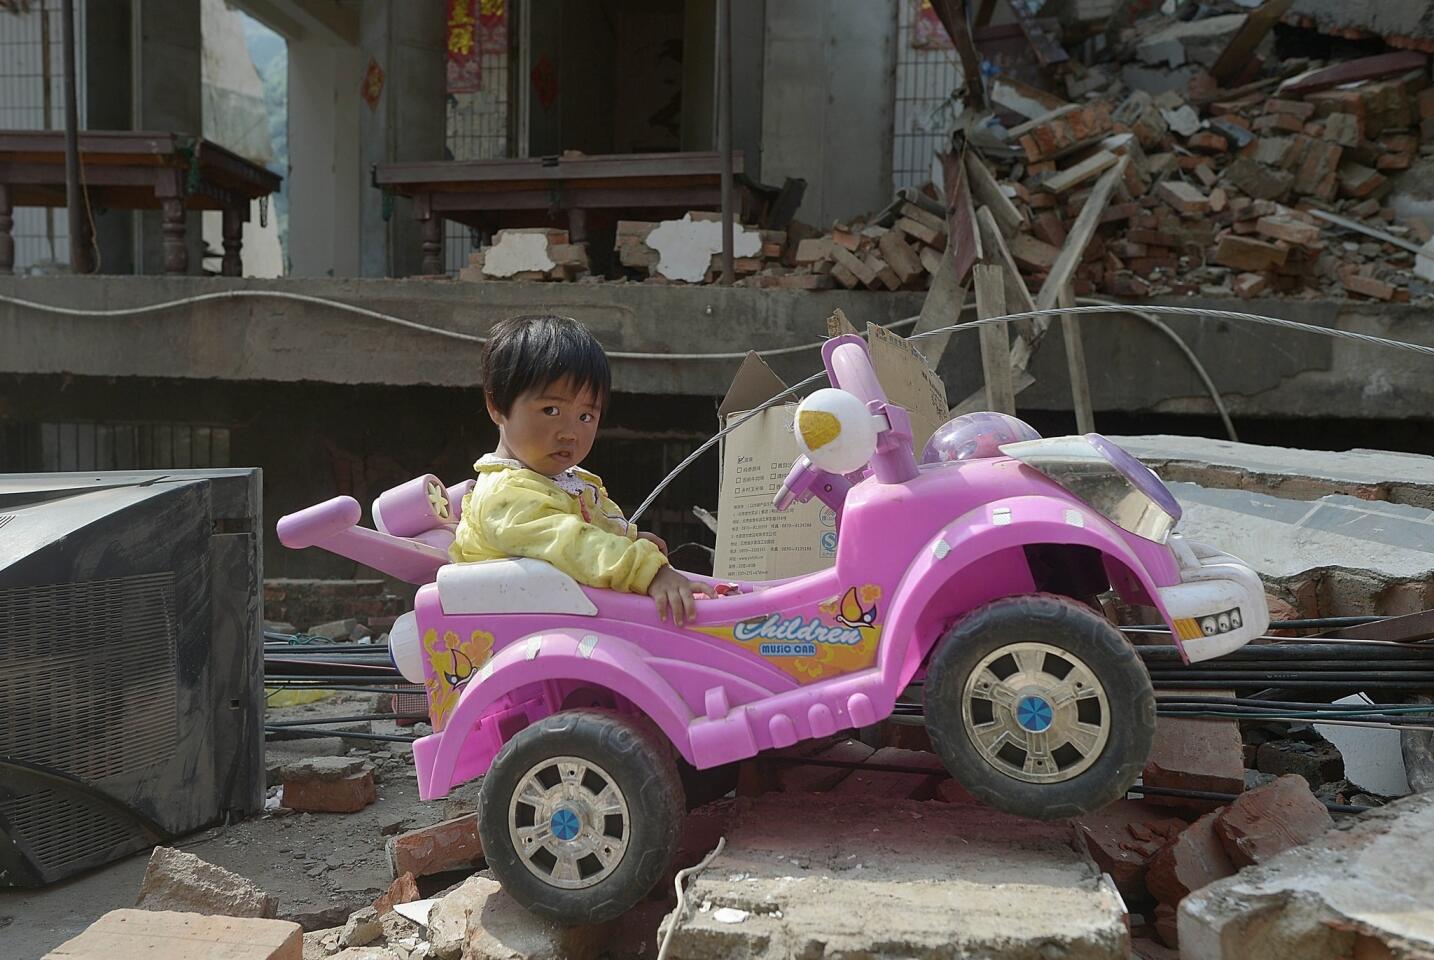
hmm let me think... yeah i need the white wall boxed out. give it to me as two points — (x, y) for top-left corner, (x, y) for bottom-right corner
(760, 0), (897, 228)
(287, 37), (362, 278)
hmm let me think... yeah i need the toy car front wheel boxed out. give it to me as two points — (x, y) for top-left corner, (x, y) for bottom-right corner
(923, 593), (1155, 820)
(478, 710), (685, 925)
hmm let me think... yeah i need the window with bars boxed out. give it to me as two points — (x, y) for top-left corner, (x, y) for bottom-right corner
(0, 421), (231, 473)
(443, 3), (513, 276)
(0, 0), (86, 273)
(892, 0), (962, 192)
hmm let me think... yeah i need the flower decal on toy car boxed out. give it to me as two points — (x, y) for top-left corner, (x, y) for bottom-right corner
(424, 627), (494, 731)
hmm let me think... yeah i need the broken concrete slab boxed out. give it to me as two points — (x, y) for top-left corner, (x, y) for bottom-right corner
(135, 846), (279, 919)
(338, 907), (383, 949)
(1166, 481), (1434, 617)
(1213, 774), (1333, 868)
(1180, 792), (1434, 959)
(1113, 435), (1434, 510)
(1135, 15), (1249, 69)
(45, 909), (302, 960)
(426, 876), (613, 960)
(659, 795), (1128, 960)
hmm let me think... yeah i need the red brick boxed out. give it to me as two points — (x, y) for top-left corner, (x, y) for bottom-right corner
(283, 770), (376, 814)
(1342, 273), (1397, 300)
(1032, 210), (1067, 246)
(1146, 810), (1237, 906)
(1019, 103), (1114, 161)
(1266, 99), (1316, 120)
(1256, 215), (1322, 246)
(1340, 162), (1389, 199)
(1213, 774), (1333, 868)
(372, 871), (421, 915)
(1075, 799), (1189, 903)
(1142, 708), (1245, 813)
(1420, 87), (1434, 120)
(1209, 188), (1228, 213)
(1155, 180), (1210, 216)
(386, 813), (483, 879)
(1187, 131), (1229, 153)
(1214, 235), (1289, 272)
(1233, 272), (1268, 299)
(1293, 141), (1344, 199)
(1254, 112), (1307, 135)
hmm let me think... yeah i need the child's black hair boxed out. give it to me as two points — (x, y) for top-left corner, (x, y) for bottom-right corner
(481, 314), (612, 415)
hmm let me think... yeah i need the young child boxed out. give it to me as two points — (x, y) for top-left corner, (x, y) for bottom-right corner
(451, 314), (714, 625)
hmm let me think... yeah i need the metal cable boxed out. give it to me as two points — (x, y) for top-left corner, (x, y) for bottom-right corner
(656, 836), (727, 960)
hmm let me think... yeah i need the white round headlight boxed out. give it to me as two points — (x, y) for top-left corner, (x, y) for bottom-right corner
(794, 388), (878, 475)
(388, 611), (425, 683)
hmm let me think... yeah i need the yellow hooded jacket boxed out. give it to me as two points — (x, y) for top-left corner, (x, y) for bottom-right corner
(449, 456), (668, 594)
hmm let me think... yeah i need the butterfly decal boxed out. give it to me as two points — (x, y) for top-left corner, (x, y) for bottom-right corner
(442, 646), (476, 688)
(834, 587), (878, 630)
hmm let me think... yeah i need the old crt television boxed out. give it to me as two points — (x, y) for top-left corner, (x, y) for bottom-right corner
(0, 469), (264, 886)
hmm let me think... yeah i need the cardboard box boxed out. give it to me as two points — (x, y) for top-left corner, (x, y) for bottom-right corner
(713, 316), (948, 580)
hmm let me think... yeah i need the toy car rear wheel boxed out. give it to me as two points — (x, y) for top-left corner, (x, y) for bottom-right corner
(923, 593), (1155, 820)
(478, 709), (685, 925)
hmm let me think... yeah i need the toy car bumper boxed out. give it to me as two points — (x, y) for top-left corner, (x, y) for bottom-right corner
(1157, 535), (1269, 663)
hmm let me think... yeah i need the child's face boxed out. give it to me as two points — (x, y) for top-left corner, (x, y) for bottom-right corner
(488, 378), (601, 477)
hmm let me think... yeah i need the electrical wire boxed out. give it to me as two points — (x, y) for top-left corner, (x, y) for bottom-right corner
(656, 836), (727, 960)
(1080, 296), (1238, 441)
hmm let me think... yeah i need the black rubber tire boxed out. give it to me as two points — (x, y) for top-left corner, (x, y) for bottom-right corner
(477, 709), (686, 925)
(923, 593), (1155, 820)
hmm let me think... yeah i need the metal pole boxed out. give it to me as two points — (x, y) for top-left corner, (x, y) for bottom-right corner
(60, 0), (91, 274)
(718, 0), (734, 285)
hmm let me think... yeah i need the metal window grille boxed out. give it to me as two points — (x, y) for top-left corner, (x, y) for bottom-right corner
(444, 4), (512, 276)
(0, 0), (86, 272)
(0, 421), (231, 472)
(892, 0), (961, 192)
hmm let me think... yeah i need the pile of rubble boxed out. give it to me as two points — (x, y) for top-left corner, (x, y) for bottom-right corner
(457, 6), (1434, 303)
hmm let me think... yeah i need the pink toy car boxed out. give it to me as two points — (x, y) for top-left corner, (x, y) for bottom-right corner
(278, 334), (1267, 925)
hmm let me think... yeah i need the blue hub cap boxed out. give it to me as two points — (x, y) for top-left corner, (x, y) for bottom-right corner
(1016, 696), (1054, 733)
(550, 808), (581, 842)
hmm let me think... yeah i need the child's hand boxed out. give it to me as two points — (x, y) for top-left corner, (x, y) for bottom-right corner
(637, 531), (669, 555)
(648, 567), (717, 626)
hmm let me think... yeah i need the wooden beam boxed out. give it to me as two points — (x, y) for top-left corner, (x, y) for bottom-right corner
(965, 150), (1028, 236)
(1042, 150), (1119, 194)
(941, 148), (982, 285)
(912, 254), (968, 370)
(1036, 155), (1127, 312)
(949, 206), (1038, 414)
(1059, 284), (1095, 434)
(973, 264), (1017, 415)
(929, 0), (987, 109)
(1210, 0), (1294, 87)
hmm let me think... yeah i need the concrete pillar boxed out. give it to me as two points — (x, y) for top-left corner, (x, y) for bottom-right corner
(84, 0), (137, 274)
(761, 0), (896, 227)
(287, 38), (363, 277)
(357, 0), (446, 278)
(138, 0), (205, 275)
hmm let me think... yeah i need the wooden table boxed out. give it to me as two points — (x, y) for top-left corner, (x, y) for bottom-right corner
(0, 130), (283, 275)
(374, 151), (761, 275)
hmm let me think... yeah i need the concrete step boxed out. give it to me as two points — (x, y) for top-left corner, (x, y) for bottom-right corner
(660, 795), (1128, 960)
